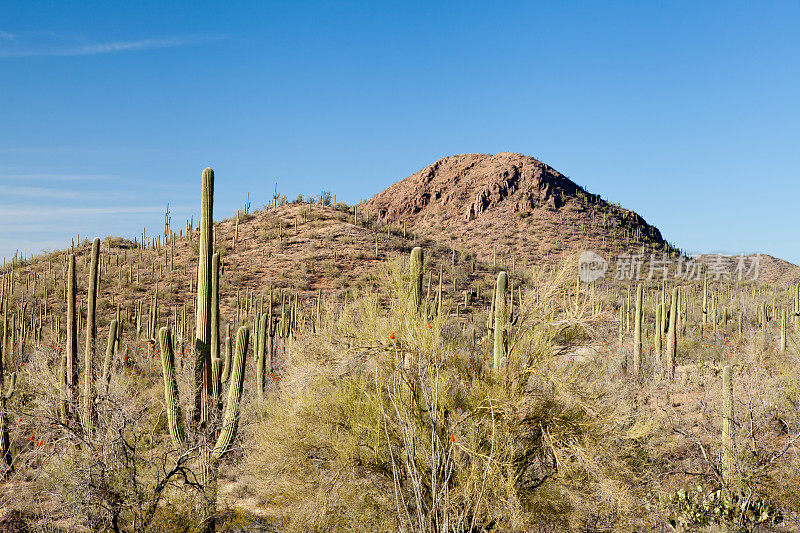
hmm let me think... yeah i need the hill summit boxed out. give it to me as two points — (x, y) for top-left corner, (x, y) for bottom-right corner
(365, 152), (674, 266)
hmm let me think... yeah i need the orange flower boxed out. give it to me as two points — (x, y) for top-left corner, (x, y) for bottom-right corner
(449, 435), (455, 443)
(17, 418), (21, 425)
(389, 333), (395, 340)
(37, 440), (43, 447)
(426, 321), (432, 329)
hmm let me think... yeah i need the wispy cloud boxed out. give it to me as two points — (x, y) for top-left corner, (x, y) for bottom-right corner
(0, 172), (115, 182)
(0, 35), (220, 58)
(0, 30), (14, 40)
(0, 205), (168, 217)
(0, 184), (125, 200)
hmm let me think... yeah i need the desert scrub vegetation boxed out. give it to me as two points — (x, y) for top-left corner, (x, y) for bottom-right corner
(243, 257), (654, 531)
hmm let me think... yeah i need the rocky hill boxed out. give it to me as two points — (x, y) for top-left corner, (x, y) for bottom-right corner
(364, 152), (677, 268)
(695, 253), (800, 286)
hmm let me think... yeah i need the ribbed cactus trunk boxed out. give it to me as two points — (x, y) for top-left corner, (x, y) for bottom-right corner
(195, 168), (214, 433)
(618, 305), (624, 370)
(267, 289), (275, 373)
(493, 271), (508, 372)
(211, 253), (221, 405)
(256, 313), (267, 398)
(409, 247), (424, 313)
(632, 284), (643, 380)
(84, 237), (100, 435)
(66, 254), (78, 425)
(102, 319), (118, 395)
(701, 274), (708, 334)
(0, 304), (13, 476)
(722, 365), (734, 487)
(654, 303), (663, 372)
(780, 309), (787, 354)
(666, 287), (678, 381)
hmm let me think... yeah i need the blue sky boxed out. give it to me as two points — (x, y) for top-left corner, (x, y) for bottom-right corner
(1, 1), (798, 263)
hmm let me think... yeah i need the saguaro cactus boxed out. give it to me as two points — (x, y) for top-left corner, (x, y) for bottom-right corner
(666, 287), (678, 381)
(722, 364), (734, 487)
(160, 325), (249, 457)
(256, 313), (268, 398)
(102, 319), (118, 395)
(0, 323), (15, 476)
(159, 168), (249, 532)
(84, 237), (100, 434)
(654, 303), (663, 370)
(194, 167), (214, 428)
(701, 274), (708, 332)
(493, 271), (508, 372)
(409, 247), (424, 313)
(633, 284), (643, 379)
(65, 254), (78, 424)
(618, 305), (624, 370)
(780, 309), (787, 354)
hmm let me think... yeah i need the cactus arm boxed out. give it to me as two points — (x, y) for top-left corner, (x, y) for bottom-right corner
(212, 326), (249, 461)
(211, 253), (221, 403)
(159, 327), (186, 449)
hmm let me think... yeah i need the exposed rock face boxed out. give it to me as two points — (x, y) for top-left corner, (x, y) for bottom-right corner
(364, 152), (669, 266)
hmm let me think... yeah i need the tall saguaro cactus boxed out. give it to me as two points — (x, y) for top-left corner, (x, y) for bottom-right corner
(84, 237), (100, 434)
(0, 311), (15, 476)
(654, 303), (663, 371)
(780, 309), (787, 354)
(66, 254), (78, 424)
(156, 168), (249, 533)
(256, 313), (268, 398)
(195, 167), (214, 429)
(666, 287), (678, 381)
(493, 271), (508, 372)
(409, 247), (424, 313)
(633, 284), (643, 379)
